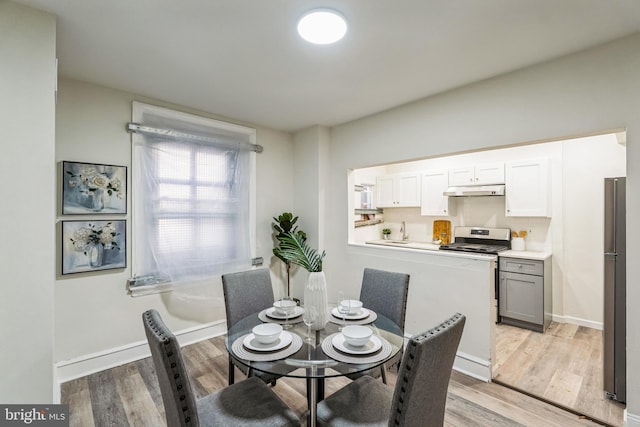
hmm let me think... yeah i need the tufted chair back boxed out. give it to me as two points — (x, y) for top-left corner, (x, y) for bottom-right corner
(143, 309), (199, 426)
(389, 312), (466, 427)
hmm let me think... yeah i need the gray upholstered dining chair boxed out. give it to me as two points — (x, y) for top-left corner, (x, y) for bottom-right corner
(317, 312), (465, 427)
(142, 309), (300, 427)
(352, 267), (410, 383)
(221, 268), (282, 385)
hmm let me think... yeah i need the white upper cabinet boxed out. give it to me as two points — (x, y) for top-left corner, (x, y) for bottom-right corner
(448, 167), (475, 186)
(421, 170), (456, 216)
(448, 162), (504, 186)
(475, 162), (505, 184)
(375, 175), (396, 207)
(376, 173), (421, 207)
(505, 158), (550, 217)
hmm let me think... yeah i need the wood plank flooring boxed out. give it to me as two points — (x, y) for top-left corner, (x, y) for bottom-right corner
(494, 322), (624, 427)
(62, 335), (603, 427)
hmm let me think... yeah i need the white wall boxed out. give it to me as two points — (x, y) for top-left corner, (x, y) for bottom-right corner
(55, 79), (294, 365)
(0, 1), (56, 402)
(562, 135), (626, 324)
(287, 126), (331, 301)
(320, 33), (640, 421)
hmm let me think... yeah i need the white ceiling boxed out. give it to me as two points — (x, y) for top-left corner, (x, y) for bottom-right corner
(14, 0), (640, 132)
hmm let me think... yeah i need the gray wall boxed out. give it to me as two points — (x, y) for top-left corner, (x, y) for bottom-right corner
(0, 1), (56, 402)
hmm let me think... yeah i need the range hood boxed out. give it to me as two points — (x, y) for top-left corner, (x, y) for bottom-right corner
(443, 184), (505, 197)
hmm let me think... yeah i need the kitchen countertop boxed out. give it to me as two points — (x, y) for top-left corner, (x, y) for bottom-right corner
(499, 250), (552, 260)
(365, 239), (441, 251)
(361, 240), (551, 260)
(359, 240), (499, 262)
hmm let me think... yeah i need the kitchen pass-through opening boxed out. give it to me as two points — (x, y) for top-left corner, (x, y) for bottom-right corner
(349, 130), (626, 425)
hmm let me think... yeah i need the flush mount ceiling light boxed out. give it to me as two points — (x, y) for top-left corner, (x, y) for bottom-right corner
(297, 9), (347, 45)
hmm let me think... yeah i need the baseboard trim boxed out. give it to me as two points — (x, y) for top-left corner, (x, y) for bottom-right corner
(551, 314), (603, 330)
(626, 410), (640, 427)
(454, 351), (491, 382)
(55, 320), (227, 384)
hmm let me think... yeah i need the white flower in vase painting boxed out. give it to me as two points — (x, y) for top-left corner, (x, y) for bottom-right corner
(69, 222), (120, 255)
(62, 162), (127, 214)
(62, 220), (126, 274)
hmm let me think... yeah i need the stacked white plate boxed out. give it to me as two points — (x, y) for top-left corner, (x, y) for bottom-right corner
(243, 330), (293, 352)
(331, 307), (370, 320)
(332, 333), (382, 355)
(265, 306), (305, 320)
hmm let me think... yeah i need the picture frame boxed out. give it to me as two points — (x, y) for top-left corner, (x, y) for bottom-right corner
(61, 220), (126, 275)
(62, 161), (127, 214)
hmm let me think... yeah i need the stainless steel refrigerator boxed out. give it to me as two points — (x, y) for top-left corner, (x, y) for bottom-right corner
(604, 177), (626, 403)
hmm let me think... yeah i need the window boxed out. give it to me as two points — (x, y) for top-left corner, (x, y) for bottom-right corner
(129, 102), (257, 293)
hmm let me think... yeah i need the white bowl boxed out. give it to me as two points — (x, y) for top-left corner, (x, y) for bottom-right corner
(342, 325), (372, 347)
(252, 323), (283, 345)
(273, 299), (297, 315)
(339, 299), (363, 315)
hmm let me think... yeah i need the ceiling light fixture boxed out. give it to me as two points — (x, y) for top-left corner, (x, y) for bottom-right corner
(297, 9), (347, 45)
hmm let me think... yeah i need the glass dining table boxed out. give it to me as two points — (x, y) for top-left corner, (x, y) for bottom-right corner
(225, 305), (404, 427)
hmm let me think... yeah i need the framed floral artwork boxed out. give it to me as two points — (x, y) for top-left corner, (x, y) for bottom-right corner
(61, 220), (126, 274)
(62, 161), (127, 214)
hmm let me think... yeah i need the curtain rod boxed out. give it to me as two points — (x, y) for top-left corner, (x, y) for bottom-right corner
(127, 123), (263, 153)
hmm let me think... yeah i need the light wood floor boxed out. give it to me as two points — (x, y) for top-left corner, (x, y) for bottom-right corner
(494, 322), (624, 427)
(61, 335), (604, 427)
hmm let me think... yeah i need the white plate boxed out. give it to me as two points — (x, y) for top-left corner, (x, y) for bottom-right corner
(243, 331), (293, 352)
(332, 333), (382, 355)
(265, 306), (304, 320)
(331, 307), (370, 320)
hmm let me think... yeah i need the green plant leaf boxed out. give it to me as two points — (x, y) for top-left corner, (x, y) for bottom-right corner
(272, 232), (325, 272)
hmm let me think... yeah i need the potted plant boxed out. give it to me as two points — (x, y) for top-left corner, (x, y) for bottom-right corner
(382, 227), (392, 240)
(272, 229), (328, 329)
(273, 212), (305, 297)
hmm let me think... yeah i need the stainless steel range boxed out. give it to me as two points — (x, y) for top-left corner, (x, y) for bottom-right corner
(439, 227), (511, 254)
(440, 226), (511, 324)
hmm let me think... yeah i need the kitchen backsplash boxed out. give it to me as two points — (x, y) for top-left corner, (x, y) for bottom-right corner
(355, 200), (551, 252)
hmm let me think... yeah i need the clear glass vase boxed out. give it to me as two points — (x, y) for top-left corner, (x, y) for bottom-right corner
(88, 244), (104, 268)
(89, 189), (104, 212)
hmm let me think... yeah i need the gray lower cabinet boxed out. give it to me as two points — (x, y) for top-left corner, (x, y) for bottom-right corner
(499, 256), (551, 332)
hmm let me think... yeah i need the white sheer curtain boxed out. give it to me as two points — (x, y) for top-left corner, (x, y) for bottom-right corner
(131, 103), (255, 287)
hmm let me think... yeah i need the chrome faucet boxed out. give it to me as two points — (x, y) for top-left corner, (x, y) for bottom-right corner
(400, 221), (409, 241)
